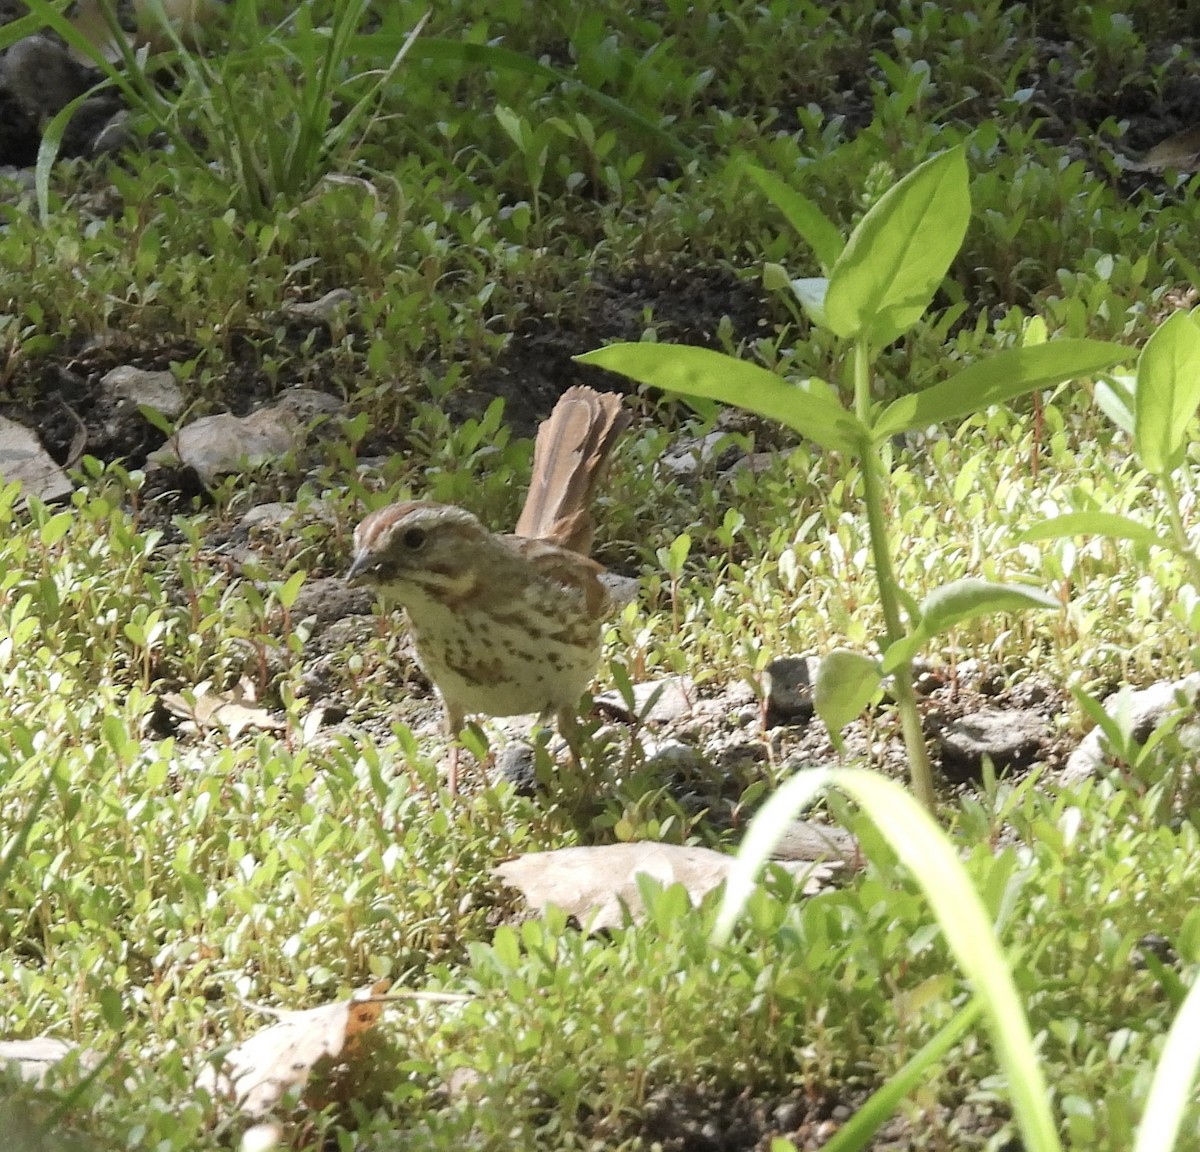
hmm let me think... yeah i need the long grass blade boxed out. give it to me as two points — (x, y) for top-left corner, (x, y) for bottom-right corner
(715, 768), (1062, 1152)
(1133, 975), (1200, 1152)
(822, 998), (986, 1152)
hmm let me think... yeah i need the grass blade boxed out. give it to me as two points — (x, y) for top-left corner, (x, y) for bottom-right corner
(822, 998), (986, 1152)
(715, 767), (1062, 1152)
(1133, 975), (1200, 1152)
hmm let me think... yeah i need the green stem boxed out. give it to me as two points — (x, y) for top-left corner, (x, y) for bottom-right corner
(853, 336), (873, 424)
(855, 341), (937, 811)
(1160, 470), (1200, 591)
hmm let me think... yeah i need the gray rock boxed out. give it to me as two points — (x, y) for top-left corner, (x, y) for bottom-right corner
(89, 107), (133, 156)
(290, 576), (373, 627)
(0, 165), (35, 193)
(770, 819), (859, 866)
(0, 415), (72, 502)
(495, 741), (537, 795)
(935, 707), (1048, 779)
(101, 365), (185, 418)
(149, 389), (341, 483)
(661, 430), (729, 476)
(596, 675), (695, 725)
(1, 36), (90, 123)
(763, 655), (819, 728)
(1064, 673), (1200, 783)
(642, 737), (705, 776)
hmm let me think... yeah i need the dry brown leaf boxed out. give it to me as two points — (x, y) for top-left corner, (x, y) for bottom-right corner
(495, 841), (838, 930)
(161, 677), (284, 737)
(198, 981), (390, 1117)
(1129, 124), (1200, 173)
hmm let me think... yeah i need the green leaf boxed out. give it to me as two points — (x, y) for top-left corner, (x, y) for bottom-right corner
(36, 87), (100, 225)
(0, 9), (51, 51)
(741, 163), (844, 271)
(762, 263), (791, 292)
(714, 768), (1062, 1152)
(99, 986), (126, 1030)
(402, 38), (698, 164)
(882, 580), (1058, 674)
(813, 650), (883, 738)
(873, 340), (1132, 441)
(1134, 975), (1200, 1152)
(824, 147), (970, 348)
(1134, 311), (1200, 475)
(1019, 512), (1175, 552)
(575, 344), (869, 455)
(1072, 686), (1131, 762)
(1094, 374), (1136, 436)
(495, 105), (526, 150)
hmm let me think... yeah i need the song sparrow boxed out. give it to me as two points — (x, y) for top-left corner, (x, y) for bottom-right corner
(347, 386), (633, 793)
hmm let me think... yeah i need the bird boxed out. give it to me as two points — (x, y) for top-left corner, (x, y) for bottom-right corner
(347, 386), (633, 794)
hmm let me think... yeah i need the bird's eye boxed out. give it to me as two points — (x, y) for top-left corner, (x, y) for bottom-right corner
(401, 527), (427, 551)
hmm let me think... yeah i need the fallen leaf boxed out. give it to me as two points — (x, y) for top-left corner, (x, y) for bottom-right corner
(1129, 124), (1200, 173)
(161, 678), (284, 737)
(283, 289), (355, 326)
(198, 981), (390, 1117)
(495, 841), (838, 930)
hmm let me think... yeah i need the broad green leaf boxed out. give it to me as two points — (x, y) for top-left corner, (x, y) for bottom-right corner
(1133, 975), (1200, 1152)
(881, 580), (1058, 674)
(790, 277), (829, 327)
(1020, 512), (1174, 552)
(1095, 373), (1136, 436)
(742, 163), (845, 270)
(714, 768), (1062, 1152)
(824, 147), (969, 348)
(873, 340), (1131, 441)
(1134, 311), (1200, 475)
(1023, 315), (1048, 347)
(814, 650), (883, 738)
(575, 344), (868, 455)
(0, 758), (57, 902)
(495, 105), (526, 150)
(1072, 685), (1130, 759)
(762, 263), (791, 292)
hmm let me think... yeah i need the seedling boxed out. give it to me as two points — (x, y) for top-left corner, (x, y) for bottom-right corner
(580, 147), (1130, 809)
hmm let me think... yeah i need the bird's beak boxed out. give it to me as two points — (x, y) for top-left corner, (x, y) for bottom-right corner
(346, 553), (371, 585)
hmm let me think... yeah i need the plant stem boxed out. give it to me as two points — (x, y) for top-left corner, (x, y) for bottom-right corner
(853, 336), (872, 423)
(1160, 470), (1200, 590)
(854, 341), (937, 811)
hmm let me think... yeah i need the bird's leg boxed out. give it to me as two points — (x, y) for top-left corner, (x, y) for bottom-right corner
(444, 704), (464, 798)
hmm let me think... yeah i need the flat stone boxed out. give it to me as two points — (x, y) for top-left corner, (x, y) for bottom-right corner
(596, 676), (695, 724)
(0, 416), (72, 502)
(1064, 674), (1200, 783)
(936, 707), (1048, 779)
(101, 365), (185, 418)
